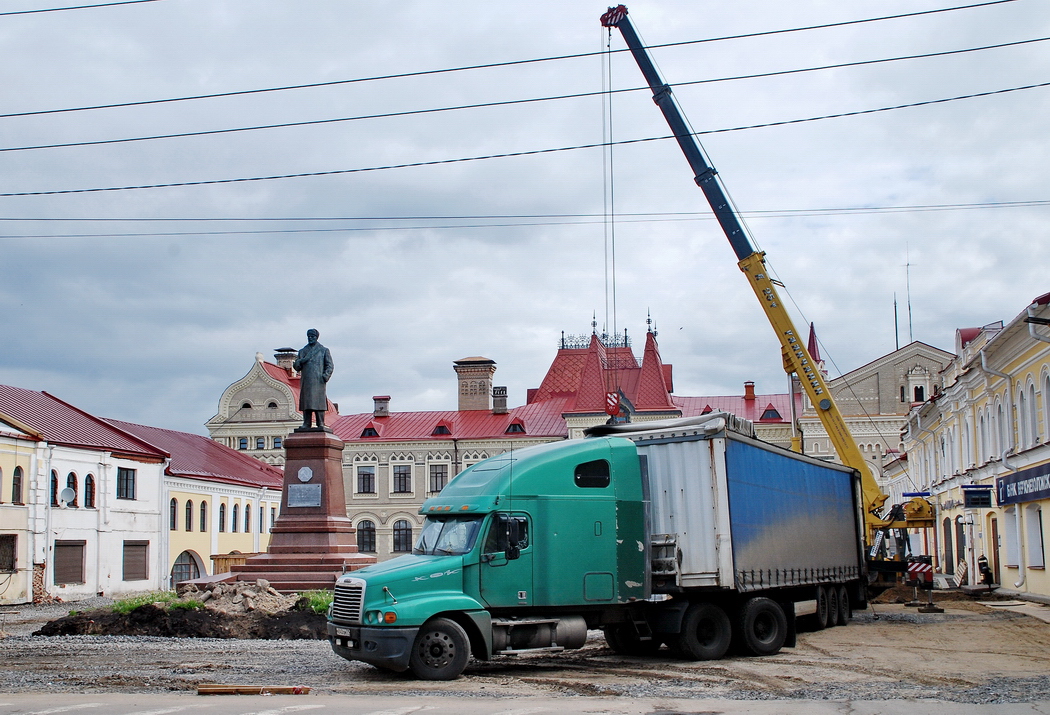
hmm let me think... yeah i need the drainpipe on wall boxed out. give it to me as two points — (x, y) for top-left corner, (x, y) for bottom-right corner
(911, 416), (939, 560)
(1027, 304), (1050, 345)
(979, 348), (1024, 588)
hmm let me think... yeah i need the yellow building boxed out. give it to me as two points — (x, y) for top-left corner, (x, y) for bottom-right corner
(903, 292), (1049, 599)
(106, 419), (283, 586)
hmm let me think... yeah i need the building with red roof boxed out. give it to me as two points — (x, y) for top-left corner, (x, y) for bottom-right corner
(0, 383), (287, 604)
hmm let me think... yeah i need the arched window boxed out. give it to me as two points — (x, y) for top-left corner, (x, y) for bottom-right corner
(171, 551), (201, 585)
(1028, 383), (1038, 446)
(218, 503), (227, 532)
(231, 504), (239, 533)
(50, 471), (59, 506)
(1018, 388), (1029, 449)
(997, 402), (1006, 455)
(244, 502), (251, 533)
(84, 474), (95, 508)
(12, 466), (24, 504)
(200, 501), (208, 532)
(392, 519), (413, 553)
(185, 500), (194, 531)
(66, 473), (78, 508)
(255, 437), (265, 450)
(274, 437), (283, 450)
(169, 498), (178, 530)
(356, 520), (376, 553)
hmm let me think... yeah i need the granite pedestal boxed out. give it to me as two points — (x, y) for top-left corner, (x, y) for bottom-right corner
(231, 429), (375, 592)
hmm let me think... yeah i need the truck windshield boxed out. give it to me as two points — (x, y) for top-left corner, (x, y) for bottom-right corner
(413, 516), (484, 556)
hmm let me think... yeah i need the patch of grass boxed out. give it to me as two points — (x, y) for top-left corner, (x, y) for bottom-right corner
(167, 599), (205, 611)
(299, 590), (333, 615)
(111, 591), (179, 614)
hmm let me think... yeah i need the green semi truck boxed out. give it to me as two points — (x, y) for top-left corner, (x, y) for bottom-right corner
(328, 413), (866, 679)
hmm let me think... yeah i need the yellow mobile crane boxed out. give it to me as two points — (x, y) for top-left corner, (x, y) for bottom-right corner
(600, 5), (934, 577)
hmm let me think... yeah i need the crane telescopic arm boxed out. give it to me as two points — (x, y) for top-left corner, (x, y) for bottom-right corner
(600, 5), (934, 537)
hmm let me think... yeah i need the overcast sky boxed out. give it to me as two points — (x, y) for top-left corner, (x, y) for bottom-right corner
(1, 0), (1047, 435)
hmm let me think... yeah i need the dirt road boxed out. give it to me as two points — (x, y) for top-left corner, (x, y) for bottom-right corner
(4, 600), (1050, 703)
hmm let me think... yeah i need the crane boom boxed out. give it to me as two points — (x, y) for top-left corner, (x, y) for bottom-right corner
(600, 5), (934, 540)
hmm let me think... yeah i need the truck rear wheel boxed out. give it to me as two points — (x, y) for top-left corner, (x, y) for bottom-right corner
(814, 585), (831, 629)
(826, 587), (840, 627)
(736, 597), (787, 656)
(409, 617), (470, 680)
(674, 602), (731, 660)
(836, 585), (850, 625)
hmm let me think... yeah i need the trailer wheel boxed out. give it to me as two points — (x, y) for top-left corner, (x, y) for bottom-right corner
(736, 597), (787, 656)
(674, 602), (731, 660)
(826, 587), (840, 627)
(603, 623), (661, 656)
(814, 585), (830, 629)
(836, 585), (851, 625)
(409, 617), (470, 680)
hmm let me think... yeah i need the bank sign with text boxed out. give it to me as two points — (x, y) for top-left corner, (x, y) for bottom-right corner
(997, 462), (1050, 506)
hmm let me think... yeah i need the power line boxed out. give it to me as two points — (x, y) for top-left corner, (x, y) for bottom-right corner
(5, 35), (1046, 155)
(2, 80), (1046, 198)
(0, 0), (1017, 120)
(0, 0), (162, 16)
(2, 199), (1048, 239)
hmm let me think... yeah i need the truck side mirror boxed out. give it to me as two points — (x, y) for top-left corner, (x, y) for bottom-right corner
(504, 518), (521, 561)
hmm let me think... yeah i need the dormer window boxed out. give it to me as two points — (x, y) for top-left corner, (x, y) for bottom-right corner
(760, 406), (781, 420)
(701, 405), (713, 414)
(505, 422), (526, 434)
(432, 425), (451, 435)
(361, 427), (379, 438)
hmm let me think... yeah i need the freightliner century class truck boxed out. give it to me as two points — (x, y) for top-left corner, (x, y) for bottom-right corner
(328, 413), (866, 679)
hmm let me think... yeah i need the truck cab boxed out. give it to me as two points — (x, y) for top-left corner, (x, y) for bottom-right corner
(328, 436), (648, 679)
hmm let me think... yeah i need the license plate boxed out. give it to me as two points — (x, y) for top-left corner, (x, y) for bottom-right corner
(335, 627), (352, 637)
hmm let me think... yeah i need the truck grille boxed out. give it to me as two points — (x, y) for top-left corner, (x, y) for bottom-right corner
(332, 578), (365, 624)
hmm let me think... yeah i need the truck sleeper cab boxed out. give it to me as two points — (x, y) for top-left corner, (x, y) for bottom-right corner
(328, 413), (866, 680)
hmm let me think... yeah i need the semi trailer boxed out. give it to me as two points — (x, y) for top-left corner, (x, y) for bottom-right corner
(329, 412), (865, 679)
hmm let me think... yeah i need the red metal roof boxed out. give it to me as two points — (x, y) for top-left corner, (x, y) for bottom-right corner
(0, 384), (166, 460)
(331, 397), (572, 442)
(529, 332), (675, 414)
(674, 391), (802, 424)
(105, 418), (284, 489)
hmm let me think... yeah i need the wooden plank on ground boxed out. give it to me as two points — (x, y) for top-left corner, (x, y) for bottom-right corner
(197, 683), (311, 695)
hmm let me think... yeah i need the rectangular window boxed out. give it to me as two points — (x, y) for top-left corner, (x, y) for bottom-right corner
(116, 468), (136, 500)
(270, 506), (276, 532)
(356, 466), (376, 494)
(54, 540), (86, 585)
(393, 464), (412, 493)
(429, 464), (449, 493)
(0, 534), (15, 572)
(122, 540), (149, 581)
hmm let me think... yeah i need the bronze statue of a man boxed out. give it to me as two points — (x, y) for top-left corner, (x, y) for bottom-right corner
(293, 328), (334, 430)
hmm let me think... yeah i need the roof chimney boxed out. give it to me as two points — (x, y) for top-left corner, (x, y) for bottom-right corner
(744, 381), (756, 401)
(274, 347), (297, 373)
(453, 357), (496, 411)
(492, 386), (508, 415)
(373, 395), (390, 418)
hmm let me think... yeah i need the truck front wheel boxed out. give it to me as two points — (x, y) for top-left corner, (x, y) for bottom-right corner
(409, 618), (470, 680)
(736, 597), (787, 656)
(674, 602), (731, 660)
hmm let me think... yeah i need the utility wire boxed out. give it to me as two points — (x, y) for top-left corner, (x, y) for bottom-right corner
(4, 35), (1045, 154)
(0, 0), (1017, 120)
(2, 199), (1049, 221)
(0, 0), (162, 16)
(2, 200), (1048, 239)
(2, 80), (1046, 198)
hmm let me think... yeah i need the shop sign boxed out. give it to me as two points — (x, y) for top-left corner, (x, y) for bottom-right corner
(996, 462), (1050, 506)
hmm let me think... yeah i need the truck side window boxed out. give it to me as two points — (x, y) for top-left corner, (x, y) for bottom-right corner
(485, 514), (529, 553)
(574, 459), (610, 488)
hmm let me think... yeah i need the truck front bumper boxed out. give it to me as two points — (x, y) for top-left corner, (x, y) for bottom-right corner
(328, 621), (419, 673)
